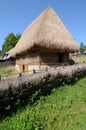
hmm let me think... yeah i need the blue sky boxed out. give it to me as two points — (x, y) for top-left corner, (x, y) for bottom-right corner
(0, 0), (86, 50)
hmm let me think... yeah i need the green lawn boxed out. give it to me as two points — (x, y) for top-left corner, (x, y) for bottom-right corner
(72, 55), (86, 63)
(0, 77), (86, 130)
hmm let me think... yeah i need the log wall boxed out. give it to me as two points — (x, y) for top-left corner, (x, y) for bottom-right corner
(15, 51), (69, 72)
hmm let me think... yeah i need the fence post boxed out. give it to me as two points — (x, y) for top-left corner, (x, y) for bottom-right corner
(0, 75), (1, 81)
(46, 67), (48, 72)
(33, 69), (36, 74)
(19, 73), (22, 77)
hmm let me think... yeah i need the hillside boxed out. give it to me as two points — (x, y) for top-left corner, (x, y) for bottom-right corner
(0, 77), (86, 130)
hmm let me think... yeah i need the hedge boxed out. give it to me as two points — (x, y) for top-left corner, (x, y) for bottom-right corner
(0, 63), (86, 113)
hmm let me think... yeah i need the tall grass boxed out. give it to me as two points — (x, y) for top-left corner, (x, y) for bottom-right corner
(0, 77), (86, 130)
(72, 55), (86, 63)
(0, 66), (18, 78)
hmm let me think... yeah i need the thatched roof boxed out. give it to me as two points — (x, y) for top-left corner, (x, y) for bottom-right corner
(10, 7), (79, 56)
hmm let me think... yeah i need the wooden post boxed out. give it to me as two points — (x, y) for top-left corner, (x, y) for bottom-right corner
(46, 67), (48, 72)
(0, 75), (1, 81)
(33, 69), (36, 74)
(19, 73), (22, 77)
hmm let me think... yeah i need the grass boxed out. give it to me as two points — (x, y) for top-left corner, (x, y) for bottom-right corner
(0, 77), (86, 130)
(0, 66), (18, 78)
(72, 55), (86, 63)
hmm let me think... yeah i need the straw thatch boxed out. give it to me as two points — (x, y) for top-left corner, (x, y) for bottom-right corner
(9, 7), (79, 56)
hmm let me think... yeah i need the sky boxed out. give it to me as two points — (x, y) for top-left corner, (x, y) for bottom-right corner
(0, 0), (86, 50)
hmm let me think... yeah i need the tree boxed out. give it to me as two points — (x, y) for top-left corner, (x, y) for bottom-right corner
(0, 50), (1, 57)
(80, 42), (86, 53)
(1, 33), (21, 56)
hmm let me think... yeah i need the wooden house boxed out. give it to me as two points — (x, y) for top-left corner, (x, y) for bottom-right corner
(9, 7), (79, 73)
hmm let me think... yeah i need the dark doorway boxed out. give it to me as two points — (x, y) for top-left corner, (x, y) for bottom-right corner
(58, 53), (64, 63)
(23, 65), (25, 72)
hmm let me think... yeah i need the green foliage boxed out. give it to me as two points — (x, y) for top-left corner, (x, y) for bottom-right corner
(0, 50), (1, 56)
(80, 42), (86, 53)
(1, 33), (21, 56)
(0, 77), (86, 130)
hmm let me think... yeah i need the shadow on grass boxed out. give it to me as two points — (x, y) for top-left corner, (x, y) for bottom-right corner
(0, 75), (83, 121)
